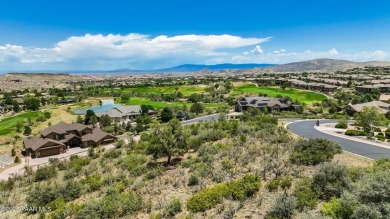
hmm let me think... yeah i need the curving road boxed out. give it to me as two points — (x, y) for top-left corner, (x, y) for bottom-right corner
(286, 119), (390, 160)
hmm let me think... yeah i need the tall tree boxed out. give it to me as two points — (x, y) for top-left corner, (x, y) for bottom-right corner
(24, 96), (41, 111)
(84, 110), (97, 125)
(12, 100), (20, 113)
(100, 114), (111, 127)
(355, 106), (387, 134)
(161, 107), (174, 123)
(190, 102), (204, 115)
(147, 119), (189, 164)
(121, 93), (130, 103)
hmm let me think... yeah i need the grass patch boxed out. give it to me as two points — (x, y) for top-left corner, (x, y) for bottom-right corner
(0, 112), (43, 136)
(233, 84), (327, 104)
(122, 97), (225, 108)
(103, 85), (205, 96)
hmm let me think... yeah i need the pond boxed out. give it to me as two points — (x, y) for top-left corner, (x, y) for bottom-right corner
(73, 99), (122, 115)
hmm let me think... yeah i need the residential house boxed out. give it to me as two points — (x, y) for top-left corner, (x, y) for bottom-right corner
(24, 122), (117, 158)
(235, 96), (300, 112)
(57, 98), (77, 104)
(343, 101), (390, 116)
(96, 105), (142, 123)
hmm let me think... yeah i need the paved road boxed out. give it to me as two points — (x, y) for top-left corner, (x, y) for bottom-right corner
(181, 113), (220, 125)
(286, 119), (390, 159)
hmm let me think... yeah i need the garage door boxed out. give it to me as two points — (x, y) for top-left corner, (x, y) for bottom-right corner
(39, 147), (61, 157)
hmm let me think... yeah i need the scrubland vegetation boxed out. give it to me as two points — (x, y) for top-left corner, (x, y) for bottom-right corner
(0, 110), (383, 219)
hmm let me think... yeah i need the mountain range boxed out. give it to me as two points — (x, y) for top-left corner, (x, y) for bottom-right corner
(256, 59), (390, 73)
(3, 59), (390, 75)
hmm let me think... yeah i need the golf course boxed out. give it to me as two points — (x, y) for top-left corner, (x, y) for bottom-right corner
(233, 84), (327, 104)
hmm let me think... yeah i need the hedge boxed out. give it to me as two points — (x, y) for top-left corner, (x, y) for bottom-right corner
(345, 130), (366, 136)
(187, 174), (260, 212)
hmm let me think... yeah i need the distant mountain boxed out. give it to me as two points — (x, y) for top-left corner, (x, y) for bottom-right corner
(108, 63), (275, 73)
(257, 59), (390, 73)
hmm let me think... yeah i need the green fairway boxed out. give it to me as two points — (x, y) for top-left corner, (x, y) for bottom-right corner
(104, 85), (205, 96)
(122, 97), (226, 108)
(233, 84), (327, 104)
(0, 112), (43, 136)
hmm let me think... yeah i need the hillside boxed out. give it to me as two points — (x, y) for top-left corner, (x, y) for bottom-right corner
(253, 59), (390, 73)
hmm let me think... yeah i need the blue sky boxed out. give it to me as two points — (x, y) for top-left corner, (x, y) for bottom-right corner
(1, 0), (390, 71)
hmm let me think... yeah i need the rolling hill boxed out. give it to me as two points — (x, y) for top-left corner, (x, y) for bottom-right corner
(255, 59), (390, 73)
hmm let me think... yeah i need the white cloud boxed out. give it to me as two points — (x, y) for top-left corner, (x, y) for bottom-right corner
(0, 33), (270, 70)
(0, 33), (389, 71)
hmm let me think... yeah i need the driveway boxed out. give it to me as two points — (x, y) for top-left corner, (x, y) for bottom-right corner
(286, 119), (390, 159)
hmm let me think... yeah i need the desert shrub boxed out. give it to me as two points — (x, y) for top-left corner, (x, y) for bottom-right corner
(187, 174), (199, 186)
(190, 162), (211, 177)
(27, 180), (82, 206)
(377, 135), (385, 141)
(120, 153), (147, 176)
(34, 165), (57, 182)
(103, 149), (122, 159)
(80, 175), (103, 192)
(187, 174), (260, 212)
(164, 198), (181, 217)
(187, 136), (203, 151)
(345, 130), (366, 136)
(266, 178), (280, 192)
(267, 194), (297, 219)
(75, 192), (143, 219)
(373, 127), (381, 132)
(291, 138), (342, 165)
(321, 197), (356, 219)
(385, 128), (390, 139)
(294, 178), (318, 211)
(312, 163), (351, 200)
(144, 167), (163, 180)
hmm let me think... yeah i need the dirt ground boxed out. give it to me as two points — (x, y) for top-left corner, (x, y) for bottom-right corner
(332, 151), (374, 167)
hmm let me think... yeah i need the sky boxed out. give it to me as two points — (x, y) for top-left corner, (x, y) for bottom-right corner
(1, 0), (390, 71)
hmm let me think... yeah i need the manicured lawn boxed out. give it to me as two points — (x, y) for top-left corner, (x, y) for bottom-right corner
(0, 112), (43, 136)
(122, 97), (226, 108)
(103, 85), (205, 96)
(233, 84), (327, 104)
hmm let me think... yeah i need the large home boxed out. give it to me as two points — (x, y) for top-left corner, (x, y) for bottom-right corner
(96, 105), (142, 123)
(343, 101), (390, 116)
(57, 98), (77, 104)
(24, 122), (117, 158)
(235, 96), (300, 112)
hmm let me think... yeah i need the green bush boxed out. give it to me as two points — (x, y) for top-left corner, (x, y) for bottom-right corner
(266, 178), (280, 192)
(187, 175), (199, 186)
(291, 138), (342, 165)
(373, 127), (381, 132)
(75, 192), (143, 219)
(312, 163), (351, 200)
(321, 197), (356, 219)
(385, 128), (390, 139)
(335, 122), (348, 129)
(345, 130), (366, 136)
(164, 198), (181, 217)
(187, 174), (260, 212)
(293, 178), (318, 211)
(34, 165), (57, 182)
(267, 194), (297, 219)
(376, 132), (384, 136)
